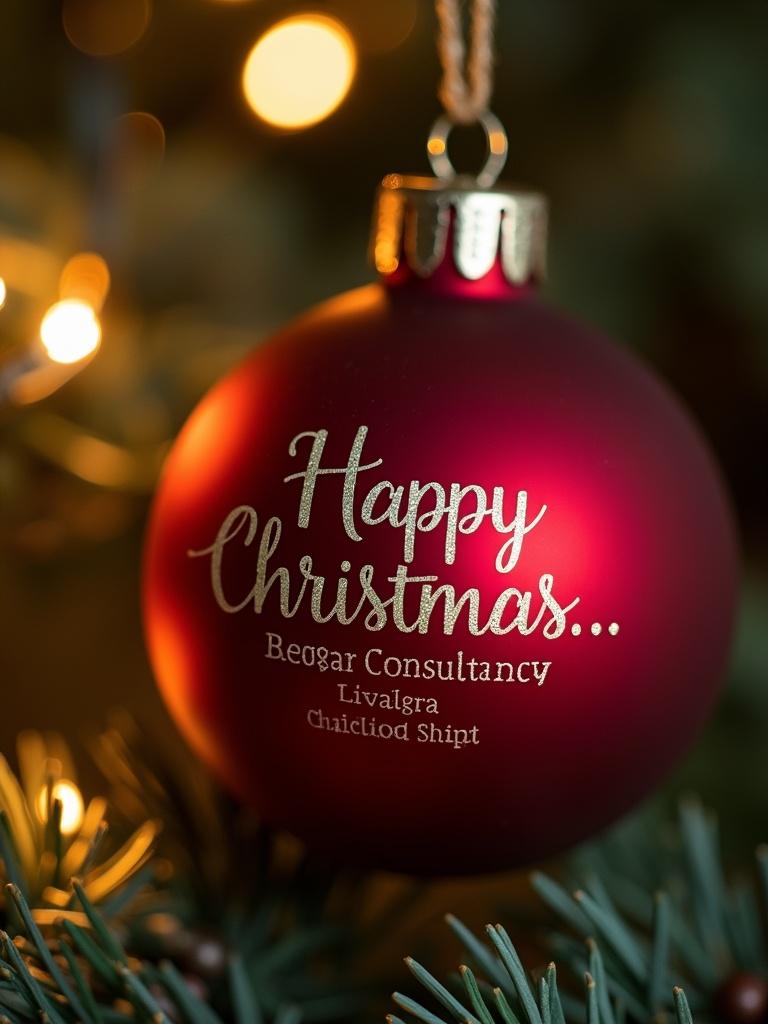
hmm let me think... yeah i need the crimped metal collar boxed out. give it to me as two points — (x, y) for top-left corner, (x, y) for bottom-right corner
(371, 174), (547, 284)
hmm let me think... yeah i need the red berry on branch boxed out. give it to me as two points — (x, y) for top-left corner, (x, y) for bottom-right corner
(715, 973), (768, 1024)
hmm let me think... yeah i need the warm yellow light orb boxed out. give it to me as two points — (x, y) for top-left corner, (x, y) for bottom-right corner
(0, 277), (6, 309)
(40, 299), (102, 365)
(242, 14), (356, 130)
(62, 0), (151, 57)
(36, 780), (85, 836)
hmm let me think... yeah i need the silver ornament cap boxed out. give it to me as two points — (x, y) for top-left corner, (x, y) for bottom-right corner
(371, 112), (547, 286)
(370, 173), (548, 285)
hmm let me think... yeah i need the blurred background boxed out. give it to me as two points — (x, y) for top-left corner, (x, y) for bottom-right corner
(0, 0), (766, 891)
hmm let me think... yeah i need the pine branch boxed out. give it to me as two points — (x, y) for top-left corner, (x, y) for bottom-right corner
(532, 800), (768, 1021)
(93, 715), (389, 1021)
(0, 734), (157, 924)
(1, 727), (382, 1023)
(390, 922), (693, 1024)
(0, 881), (217, 1024)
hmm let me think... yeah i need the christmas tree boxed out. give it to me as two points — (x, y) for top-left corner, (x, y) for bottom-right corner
(0, 2), (766, 1023)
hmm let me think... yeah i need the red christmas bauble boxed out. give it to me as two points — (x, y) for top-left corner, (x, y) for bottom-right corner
(143, 177), (738, 875)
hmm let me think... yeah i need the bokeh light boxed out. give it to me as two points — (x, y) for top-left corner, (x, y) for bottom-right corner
(0, 277), (6, 310)
(40, 300), (102, 365)
(59, 253), (111, 311)
(242, 14), (356, 130)
(36, 779), (85, 836)
(112, 111), (166, 180)
(337, 0), (417, 55)
(62, 0), (151, 57)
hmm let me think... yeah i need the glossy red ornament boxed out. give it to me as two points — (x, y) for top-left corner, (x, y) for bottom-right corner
(143, 176), (738, 875)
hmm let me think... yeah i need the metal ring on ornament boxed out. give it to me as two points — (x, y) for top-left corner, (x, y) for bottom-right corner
(426, 110), (508, 188)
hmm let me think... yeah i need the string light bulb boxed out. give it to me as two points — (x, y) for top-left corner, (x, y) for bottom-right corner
(40, 299), (102, 365)
(0, 277), (6, 310)
(35, 779), (85, 836)
(242, 14), (356, 130)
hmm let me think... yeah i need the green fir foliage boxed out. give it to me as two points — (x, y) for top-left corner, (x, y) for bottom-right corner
(389, 920), (694, 1024)
(532, 800), (768, 1021)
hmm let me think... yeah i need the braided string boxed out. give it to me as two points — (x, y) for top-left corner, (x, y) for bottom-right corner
(435, 0), (496, 125)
